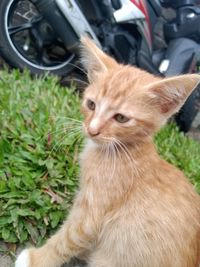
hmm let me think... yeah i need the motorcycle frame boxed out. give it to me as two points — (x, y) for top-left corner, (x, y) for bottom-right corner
(55, 0), (101, 46)
(30, 0), (199, 77)
(30, 0), (158, 67)
(53, 0), (156, 70)
(114, 0), (152, 51)
(54, 0), (153, 52)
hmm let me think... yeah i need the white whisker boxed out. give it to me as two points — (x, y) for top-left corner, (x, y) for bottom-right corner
(63, 77), (89, 86)
(67, 62), (88, 76)
(113, 138), (139, 178)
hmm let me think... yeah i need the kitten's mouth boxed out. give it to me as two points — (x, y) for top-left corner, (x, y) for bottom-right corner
(88, 135), (114, 146)
(83, 124), (100, 140)
(86, 134), (104, 144)
(85, 131), (111, 144)
(83, 124), (113, 144)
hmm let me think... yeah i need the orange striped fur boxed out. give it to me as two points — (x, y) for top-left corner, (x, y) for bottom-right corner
(16, 37), (200, 267)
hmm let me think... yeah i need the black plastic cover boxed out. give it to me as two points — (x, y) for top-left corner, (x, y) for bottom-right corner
(161, 0), (200, 8)
(164, 38), (199, 76)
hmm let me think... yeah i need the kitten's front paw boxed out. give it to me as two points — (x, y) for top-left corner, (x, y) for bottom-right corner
(15, 249), (30, 267)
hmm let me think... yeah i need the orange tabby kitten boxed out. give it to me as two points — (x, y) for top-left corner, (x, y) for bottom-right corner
(16, 38), (200, 267)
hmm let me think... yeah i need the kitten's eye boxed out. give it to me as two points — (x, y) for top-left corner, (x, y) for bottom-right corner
(87, 99), (96, 111)
(114, 113), (129, 123)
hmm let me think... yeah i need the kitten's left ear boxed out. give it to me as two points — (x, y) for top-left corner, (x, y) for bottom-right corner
(146, 74), (200, 119)
(80, 36), (117, 82)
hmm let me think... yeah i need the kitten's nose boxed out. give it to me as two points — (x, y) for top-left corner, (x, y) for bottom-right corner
(88, 127), (100, 137)
(88, 118), (101, 137)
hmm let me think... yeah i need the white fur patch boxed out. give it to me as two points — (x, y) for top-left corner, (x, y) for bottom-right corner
(15, 249), (30, 267)
(98, 98), (109, 115)
(89, 118), (100, 132)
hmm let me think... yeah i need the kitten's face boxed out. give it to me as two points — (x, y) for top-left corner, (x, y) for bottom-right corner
(82, 66), (159, 145)
(81, 37), (200, 146)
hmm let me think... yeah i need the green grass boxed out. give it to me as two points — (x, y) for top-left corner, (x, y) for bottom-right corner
(155, 124), (200, 191)
(0, 69), (200, 245)
(0, 70), (82, 245)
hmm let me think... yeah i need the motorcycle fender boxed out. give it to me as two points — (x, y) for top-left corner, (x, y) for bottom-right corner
(160, 38), (200, 76)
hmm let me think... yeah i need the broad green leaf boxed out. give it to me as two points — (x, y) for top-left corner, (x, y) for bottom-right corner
(2, 228), (10, 240)
(25, 221), (39, 244)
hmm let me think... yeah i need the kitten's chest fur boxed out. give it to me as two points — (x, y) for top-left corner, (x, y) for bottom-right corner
(80, 139), (140, 192)
(80, 139), (198, 201)
(80, 139), (200, 225)
(79, 140), (200, 267)
(80, 139), (176, 208)
(78, 140), (200, 267)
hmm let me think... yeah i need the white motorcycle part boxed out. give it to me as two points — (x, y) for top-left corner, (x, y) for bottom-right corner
(55, 0), (101, 46)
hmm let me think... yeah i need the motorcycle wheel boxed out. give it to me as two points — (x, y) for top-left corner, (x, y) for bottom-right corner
(0, 0), (75, 75)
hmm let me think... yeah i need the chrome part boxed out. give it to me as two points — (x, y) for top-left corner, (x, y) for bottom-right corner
(159, 59), (170, 73)
(114, 0), (152, 51)
(55, 0), (101, 46)
(23, 44), (29, 51)
(186, 12), (196, 19)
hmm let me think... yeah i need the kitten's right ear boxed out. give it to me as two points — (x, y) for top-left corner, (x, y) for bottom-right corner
(146, 74), (200, 123)
(80, 36), (117, 82)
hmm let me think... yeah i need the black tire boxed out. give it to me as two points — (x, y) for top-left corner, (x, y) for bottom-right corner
(0, 0), (75, 76)
(175, 84), (200, 132)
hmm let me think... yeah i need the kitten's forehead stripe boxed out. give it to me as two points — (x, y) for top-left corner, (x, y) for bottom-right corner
(97, 97), (123, 117)
(99, 67), (139, 100)
(98, 98), (110, 115)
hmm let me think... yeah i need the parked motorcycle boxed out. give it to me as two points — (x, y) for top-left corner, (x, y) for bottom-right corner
(0, 0), (200, 131)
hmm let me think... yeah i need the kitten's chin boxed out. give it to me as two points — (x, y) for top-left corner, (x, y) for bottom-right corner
(83, 129), (113, 146)
(88, 137), (105, 145)
(86, 135), (111, 146)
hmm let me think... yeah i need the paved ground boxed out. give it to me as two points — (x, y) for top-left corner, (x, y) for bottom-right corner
(0, 240), (85, 267)
(0, 241), (14, 267)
